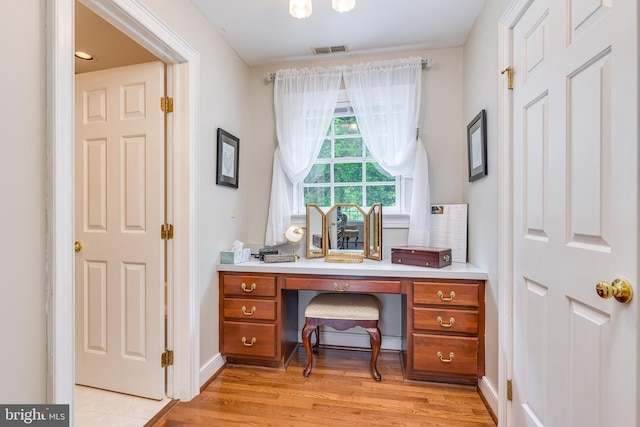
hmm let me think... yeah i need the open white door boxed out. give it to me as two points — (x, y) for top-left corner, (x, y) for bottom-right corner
(74, 61), (165, 400)
(502, 0), (639, 425)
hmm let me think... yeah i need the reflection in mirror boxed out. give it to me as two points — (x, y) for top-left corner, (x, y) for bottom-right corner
(326, 204), (366, 255)
(306, 204), (325, 258)
(367, 204), (382, 260)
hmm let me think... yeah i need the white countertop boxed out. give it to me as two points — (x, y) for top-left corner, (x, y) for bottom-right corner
(217, 257), (488, 280)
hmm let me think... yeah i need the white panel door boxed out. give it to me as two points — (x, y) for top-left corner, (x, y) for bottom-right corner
(75, 61), (165, 400)
(508, 0), (638, 426)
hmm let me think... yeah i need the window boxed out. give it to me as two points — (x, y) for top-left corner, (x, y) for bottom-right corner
(298, 105), (400, 211)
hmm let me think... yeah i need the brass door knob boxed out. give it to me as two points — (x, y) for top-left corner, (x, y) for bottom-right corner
(596, 278), (633, 303)
(74, 241), (83, 253)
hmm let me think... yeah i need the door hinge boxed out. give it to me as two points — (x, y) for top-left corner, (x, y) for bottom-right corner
(161, 224), (174, 240)
(160, 96), (174, 113)
(507, 379), (513, 401)
(161, 350), (174, 368)
(500, 66), (514, 90)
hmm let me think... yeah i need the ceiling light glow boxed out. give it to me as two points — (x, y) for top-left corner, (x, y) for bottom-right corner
(75, 51), (94, 61)
(290, 0), (312, 19)
(332, 0), (356, 13)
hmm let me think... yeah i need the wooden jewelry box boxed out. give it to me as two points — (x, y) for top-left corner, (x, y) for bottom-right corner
(390, 246), (452, 268)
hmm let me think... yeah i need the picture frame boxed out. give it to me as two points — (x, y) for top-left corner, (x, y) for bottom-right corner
(216, 128), (239, 188)
(467, 109), (487, 182)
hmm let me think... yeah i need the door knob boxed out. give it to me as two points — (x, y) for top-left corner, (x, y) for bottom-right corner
(595, 278), (633, 303)
(74, 241), (83, 253)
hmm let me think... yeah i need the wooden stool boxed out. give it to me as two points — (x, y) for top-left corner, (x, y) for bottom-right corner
(301, 293), (382, 381)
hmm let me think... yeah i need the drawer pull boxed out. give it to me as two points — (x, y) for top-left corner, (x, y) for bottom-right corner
(437, 290), (455, 301)
(241, 283), (257, 293)
(334, 282), (350, 292)
(241, 336), (257, 347)
(241, 306), (256, 316)
(437, 351), (455, 363)
(436, 316), (455, 328)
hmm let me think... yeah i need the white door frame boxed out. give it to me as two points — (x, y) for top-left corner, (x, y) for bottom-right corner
(46, 0), (201, 410)
(497, 0), (522, 425)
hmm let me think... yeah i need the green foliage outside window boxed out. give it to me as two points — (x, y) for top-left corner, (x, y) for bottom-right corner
(302, 115), (397, 209)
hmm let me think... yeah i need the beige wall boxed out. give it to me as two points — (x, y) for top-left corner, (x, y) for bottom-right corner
(0, 2), (47, 403)
(463, 0), (511, 408)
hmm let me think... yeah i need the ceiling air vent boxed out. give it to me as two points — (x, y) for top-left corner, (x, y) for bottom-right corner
(313, 45), (348, 55)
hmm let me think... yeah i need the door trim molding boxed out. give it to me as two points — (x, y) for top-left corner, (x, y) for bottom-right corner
(47, 0), (201, 406)
(498, 0), (532, 425)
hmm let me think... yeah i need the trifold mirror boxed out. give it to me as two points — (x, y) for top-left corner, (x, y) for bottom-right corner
(306, 203), (382, 261)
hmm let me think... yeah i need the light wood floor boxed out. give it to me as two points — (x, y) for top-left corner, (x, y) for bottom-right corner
(151, 347), (496, 426)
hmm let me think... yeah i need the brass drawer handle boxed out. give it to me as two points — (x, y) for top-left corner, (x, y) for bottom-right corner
(334, 282), (350, 292)
(241, 283), (256, 293)
(437, 290), (455, 301)
(437, 316), (455, 328)
(437, 351), (455, 363)
(242, 306), (256, 316)
(242, 336), (257, 347)
(443, 255), (451, 262)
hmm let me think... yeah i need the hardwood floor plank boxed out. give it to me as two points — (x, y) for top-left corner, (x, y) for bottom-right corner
(152, 348), (496, 427)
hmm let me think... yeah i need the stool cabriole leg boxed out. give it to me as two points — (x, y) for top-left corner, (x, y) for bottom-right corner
(301, 321), (316, 377)
(366, 326), (382, 381)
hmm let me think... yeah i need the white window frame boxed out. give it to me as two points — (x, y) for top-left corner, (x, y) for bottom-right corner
(292, 92), (411, 228)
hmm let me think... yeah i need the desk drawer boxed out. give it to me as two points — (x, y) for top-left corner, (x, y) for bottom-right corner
(413, 307), (478, 335)
(413, 282), (479, 307)
(286, 277), (401, 293)
(223, 299), (277, 321)
(412, 334), (478, 376)
(222, 274), (277, 297)
(222, 322), (276, 358)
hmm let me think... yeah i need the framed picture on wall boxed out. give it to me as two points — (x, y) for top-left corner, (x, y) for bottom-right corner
(216, 128), (239, 188)
(467, 109), (487, 182)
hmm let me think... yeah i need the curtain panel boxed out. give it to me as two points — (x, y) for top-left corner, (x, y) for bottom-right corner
(265, 66), (343, 245)
(343, 57), (430, 245)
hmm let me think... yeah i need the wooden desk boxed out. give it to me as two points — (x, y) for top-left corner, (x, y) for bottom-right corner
(218, 259), (487, 385)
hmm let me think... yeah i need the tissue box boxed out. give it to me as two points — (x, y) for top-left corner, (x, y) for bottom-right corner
(220, 248), (251, 264)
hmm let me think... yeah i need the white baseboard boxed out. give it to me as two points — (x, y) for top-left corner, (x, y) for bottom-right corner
(199, 353), (226, 389)
(298, 329), (402, 351)
(479, 375), (498, 416)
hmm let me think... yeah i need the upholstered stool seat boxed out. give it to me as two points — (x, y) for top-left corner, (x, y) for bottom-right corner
(301, 293), (382, 381)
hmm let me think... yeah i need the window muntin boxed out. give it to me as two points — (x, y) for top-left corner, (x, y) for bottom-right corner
(300, 112), (399, 210)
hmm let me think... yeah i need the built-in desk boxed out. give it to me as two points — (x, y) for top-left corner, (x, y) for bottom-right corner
(218, 258), (487, 385)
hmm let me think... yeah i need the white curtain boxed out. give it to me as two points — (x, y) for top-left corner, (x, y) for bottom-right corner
(343, 57), (431, 245)
(265, 66), (343, 245)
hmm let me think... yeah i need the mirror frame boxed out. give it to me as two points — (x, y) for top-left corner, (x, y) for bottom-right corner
(366, 203), (383, 260)
(305, 203), (383, 260)
(306, 204), (326, 259)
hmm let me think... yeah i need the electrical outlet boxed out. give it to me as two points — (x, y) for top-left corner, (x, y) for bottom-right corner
(231, 203), (236, 218)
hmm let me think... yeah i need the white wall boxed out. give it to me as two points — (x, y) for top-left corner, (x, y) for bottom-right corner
(0, 2), (47, 403)
(138, 0), (251, 372)
(463, 0), (511, 412)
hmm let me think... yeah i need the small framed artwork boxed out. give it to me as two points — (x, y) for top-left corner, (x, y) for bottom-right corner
(216, 128), (239, 188)
(467, 109), (487, 182)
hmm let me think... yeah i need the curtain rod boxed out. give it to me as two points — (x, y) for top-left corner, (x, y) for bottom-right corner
(266, 57), (431, 82)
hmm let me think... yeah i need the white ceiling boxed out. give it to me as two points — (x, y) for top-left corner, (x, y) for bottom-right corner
(75, 0), (486, 73)
(190, 0), (486, 66)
